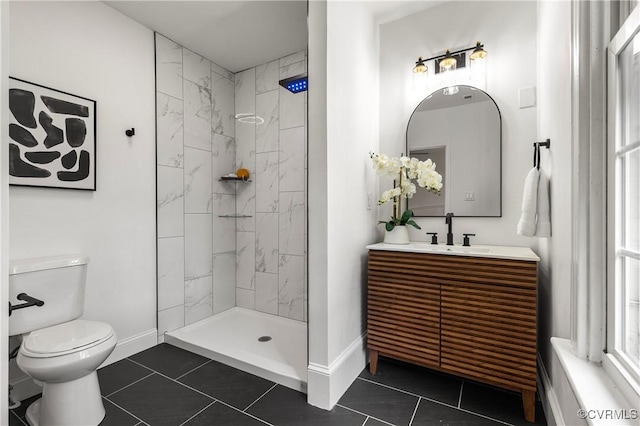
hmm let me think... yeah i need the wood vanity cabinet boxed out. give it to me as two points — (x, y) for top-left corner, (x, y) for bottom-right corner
(367, 249), (538, 423)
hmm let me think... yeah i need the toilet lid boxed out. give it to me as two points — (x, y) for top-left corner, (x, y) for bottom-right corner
(23, 320), (114, 355)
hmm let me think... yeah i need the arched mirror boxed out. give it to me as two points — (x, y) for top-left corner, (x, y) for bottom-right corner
(406, 85), (501, 217)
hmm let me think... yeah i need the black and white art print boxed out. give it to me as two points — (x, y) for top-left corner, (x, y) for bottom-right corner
(8, 77), (96, 190)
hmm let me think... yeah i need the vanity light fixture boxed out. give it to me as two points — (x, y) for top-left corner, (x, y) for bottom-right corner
(412, 41), (488, 76)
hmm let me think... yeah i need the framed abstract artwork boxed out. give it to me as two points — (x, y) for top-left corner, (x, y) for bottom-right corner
(8, 77), (96, 190)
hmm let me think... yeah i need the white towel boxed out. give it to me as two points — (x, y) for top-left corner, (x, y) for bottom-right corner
(535, 169), (551, 237)
(517, 167), (539, 237)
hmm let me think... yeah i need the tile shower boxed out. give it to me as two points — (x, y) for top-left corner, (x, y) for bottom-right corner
(234, 53), (307, 321)
(154, 33), (308, 388)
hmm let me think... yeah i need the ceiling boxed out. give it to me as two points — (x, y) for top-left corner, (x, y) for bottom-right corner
(368, 0), (444, 25)
(104, 1), (308, 72)
(104, 1), (441, 73)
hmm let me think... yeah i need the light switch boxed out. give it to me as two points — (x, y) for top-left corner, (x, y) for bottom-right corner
(519, 87), (536, 109)
(465, 192), (475, 201)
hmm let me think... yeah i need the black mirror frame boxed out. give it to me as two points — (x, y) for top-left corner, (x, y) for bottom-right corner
(405, 85), (502, 218)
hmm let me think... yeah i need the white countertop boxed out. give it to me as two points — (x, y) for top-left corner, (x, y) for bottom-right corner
(366, 242), (540, 262)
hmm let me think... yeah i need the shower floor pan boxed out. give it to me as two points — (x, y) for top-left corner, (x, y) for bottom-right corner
(165, 307), (308, 393)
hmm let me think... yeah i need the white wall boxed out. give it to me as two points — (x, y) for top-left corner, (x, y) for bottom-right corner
(308, 0), (380, 409)
(308, 0), (330, 384)
(8, 0), (156, 382)
(536, 1), (574, 423)
(1, 1), (10, 422)
(325, 0), (379, 363)
(377, 1), (575, 422)
(537, 0), (572, 376)
(379, 1), (538, 247)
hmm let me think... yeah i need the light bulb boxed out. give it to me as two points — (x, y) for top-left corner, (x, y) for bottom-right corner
(469, 42), (488, 61)
(439, 50), (457, 73)
(412, 57), (428, 74)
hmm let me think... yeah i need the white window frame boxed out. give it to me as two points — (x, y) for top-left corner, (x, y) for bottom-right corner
(606, 4), (640, 404)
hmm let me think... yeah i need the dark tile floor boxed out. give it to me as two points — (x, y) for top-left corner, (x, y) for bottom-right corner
(10, 343), (546, 426)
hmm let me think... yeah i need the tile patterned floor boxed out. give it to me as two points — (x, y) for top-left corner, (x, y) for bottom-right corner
(10, 343), (546, 426)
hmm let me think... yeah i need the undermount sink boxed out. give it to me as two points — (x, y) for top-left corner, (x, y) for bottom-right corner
(409, 244), (491, 254)
(366, 242), (540, 262)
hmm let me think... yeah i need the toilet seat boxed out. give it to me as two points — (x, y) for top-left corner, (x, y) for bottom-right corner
(21, 320), (114, 358)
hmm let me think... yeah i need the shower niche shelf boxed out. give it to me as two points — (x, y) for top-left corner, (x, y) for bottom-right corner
(219, 176), (252, 183)
(218, 214), (252, 218)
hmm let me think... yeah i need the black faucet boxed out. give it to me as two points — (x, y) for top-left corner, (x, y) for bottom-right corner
(445, 212), (455, 245)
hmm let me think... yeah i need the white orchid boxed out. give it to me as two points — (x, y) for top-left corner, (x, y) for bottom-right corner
(400, 179), (416, 199)
(370, 152), (443, 231)
(379, 188), (401, 204)
(417, 168), (443, 193)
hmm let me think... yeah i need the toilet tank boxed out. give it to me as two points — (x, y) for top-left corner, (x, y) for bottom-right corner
(9, 255), (90, 336)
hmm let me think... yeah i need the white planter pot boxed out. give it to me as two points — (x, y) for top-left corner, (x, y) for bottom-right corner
(383, 225), (410, 244)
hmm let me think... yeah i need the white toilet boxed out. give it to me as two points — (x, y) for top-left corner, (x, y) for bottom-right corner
(9, 255), (117, 426)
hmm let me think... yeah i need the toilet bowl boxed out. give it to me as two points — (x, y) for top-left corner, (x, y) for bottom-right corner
(9, 255), (117, 426)
(18, 320), (117, 426)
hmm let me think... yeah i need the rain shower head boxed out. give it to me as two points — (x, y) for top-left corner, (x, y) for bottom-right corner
(279, 73), (307, 93)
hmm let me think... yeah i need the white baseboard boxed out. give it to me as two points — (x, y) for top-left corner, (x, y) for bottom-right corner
(538, 352), (566, 426)
(307, 333), (366, 410)
(9, 374), (42, 403)
(10, 328), (157, 402)
(102, 328), (157, 367)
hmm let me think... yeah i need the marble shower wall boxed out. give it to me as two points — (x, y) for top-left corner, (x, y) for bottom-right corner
(235, 51), (308, 322)
(156, 34), (237, 339)
(156, 33), (307, 332)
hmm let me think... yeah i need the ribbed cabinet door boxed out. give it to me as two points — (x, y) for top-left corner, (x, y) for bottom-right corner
(367, 251), (441, 368)
(439, 257), (538, 392)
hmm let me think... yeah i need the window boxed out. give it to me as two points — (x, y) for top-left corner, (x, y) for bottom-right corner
(608, 7), (640, 387)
